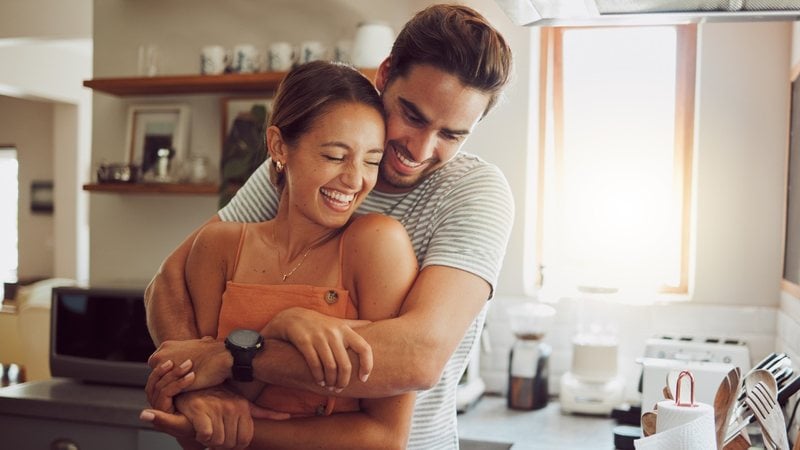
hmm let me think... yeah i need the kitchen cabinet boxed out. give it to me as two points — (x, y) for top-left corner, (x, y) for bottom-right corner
(82, 69), (378, 195)
(0, 378), (180, 450)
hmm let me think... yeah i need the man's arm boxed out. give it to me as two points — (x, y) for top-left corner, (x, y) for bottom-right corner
(254, 265), (490, 397)
(145, 215), (221, 344)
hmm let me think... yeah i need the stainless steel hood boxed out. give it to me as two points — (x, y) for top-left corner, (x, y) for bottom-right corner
(494, 0), (800, 26)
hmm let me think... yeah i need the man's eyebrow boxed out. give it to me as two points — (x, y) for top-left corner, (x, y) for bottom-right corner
(398, 97), (471, 136)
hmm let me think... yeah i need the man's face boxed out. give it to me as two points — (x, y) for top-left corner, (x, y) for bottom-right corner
(376, 63), (491, 193)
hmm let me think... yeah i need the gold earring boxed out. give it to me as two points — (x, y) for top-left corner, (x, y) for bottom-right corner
(275, 160), (284, 173)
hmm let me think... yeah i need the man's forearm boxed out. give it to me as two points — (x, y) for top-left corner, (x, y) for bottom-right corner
(255, 317), (441, 398)
(253, 266), (491, 398)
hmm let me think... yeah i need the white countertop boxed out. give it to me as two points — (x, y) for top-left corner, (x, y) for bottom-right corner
(457, 395), (619, 450)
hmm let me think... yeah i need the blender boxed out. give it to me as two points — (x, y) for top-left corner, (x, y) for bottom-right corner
(506, 302), (556, 410)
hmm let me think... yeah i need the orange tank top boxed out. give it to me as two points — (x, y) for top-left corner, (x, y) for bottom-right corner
(216, 223), (359, 417)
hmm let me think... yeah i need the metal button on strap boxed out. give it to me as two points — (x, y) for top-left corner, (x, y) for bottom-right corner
(325, 290), (338, 304)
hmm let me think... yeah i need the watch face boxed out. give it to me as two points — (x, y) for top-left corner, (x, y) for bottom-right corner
(227, 329), (262, 349)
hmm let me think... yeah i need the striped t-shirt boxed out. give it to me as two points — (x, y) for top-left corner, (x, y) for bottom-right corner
(219, 152), (514, 449)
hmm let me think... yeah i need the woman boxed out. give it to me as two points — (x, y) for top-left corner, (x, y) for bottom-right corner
(147, 61), (417, 449)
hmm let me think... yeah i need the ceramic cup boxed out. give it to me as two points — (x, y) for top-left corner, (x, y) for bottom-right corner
(352, 21), (394, 68)
(299, 41), (326, 64)
(200, 45), (228, 75)
(232, 44), (260, 73)
(268, 42), (295, 71)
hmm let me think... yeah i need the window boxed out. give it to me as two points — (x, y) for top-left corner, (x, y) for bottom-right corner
(537, 26), (696, 299)
(0, 147), (18, 285)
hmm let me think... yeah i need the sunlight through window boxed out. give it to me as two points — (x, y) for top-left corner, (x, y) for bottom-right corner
(539, 26), (695, 300)
(0, 148), (18, 285)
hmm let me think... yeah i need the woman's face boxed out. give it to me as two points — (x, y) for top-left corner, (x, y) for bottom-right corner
(281, 101), (385, 229)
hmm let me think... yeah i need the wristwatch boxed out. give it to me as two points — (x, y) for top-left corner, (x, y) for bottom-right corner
(224, 329), (264, 382)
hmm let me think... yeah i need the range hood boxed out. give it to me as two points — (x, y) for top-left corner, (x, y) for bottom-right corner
(494, 0), (800, 26)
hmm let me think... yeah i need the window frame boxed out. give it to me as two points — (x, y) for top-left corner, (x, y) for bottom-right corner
(535, 25), (697, 295)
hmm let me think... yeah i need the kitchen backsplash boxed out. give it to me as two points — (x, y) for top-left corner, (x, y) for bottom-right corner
(481, 294), (793, 401)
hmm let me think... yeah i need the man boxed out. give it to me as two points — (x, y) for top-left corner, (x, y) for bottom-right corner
(144, 4), (514, 449)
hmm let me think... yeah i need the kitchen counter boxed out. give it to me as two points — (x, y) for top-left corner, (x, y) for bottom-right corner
(457, 395), (619, 449)
(3, 379), (621, 449)
(0, 378), (179, 449)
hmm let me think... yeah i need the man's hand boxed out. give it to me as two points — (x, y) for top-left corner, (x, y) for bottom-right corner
(148, 337), (232, 394)
(141, 386), (290, 449)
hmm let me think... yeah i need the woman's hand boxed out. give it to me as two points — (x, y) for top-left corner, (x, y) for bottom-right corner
(264, 307), (373, 391)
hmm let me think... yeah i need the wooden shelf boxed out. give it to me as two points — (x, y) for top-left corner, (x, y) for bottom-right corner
(83, 182), (219, 195)
(83, 69), (378, 96)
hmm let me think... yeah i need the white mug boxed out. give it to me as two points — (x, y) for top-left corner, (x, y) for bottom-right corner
(200, 45), (228, 75)
(299, 41), (326, 64)
(232, 44), (260, 73)
(268, 42), (295, 71)
(352, 21), (394, 68)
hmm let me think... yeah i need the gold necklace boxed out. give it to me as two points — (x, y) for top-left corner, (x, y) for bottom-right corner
(272, 224), (337, 282)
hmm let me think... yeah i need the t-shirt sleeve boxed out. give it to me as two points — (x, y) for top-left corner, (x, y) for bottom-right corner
(422, 164), (514, 298)
(217, 161), (280, 222)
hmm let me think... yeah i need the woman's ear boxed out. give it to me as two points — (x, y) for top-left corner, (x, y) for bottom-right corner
(375, 57), (391, 93)
(266, 125), (287, 163)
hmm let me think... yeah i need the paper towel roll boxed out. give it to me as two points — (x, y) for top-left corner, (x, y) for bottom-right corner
(655, 400), (713, 433)
(634, 400), (716, 450)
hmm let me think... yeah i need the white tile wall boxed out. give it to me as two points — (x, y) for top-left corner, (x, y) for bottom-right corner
(481, 295), (780, 404)
(482, 293), (800, 441)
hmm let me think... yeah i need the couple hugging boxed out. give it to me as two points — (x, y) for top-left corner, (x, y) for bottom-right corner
(142, 4), (514, 449)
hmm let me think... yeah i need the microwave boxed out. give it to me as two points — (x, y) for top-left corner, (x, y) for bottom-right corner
(50, 286), (154, 386)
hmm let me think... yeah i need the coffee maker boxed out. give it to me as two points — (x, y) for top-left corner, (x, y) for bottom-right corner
(506, 302), (555, 410)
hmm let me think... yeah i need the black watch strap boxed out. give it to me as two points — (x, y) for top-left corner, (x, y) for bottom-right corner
(225, 329), (263, 382)
(231, 361), (255, 382)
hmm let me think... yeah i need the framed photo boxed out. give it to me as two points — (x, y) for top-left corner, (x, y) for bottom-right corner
(221, 97), (273, 147)
(125, 104), (190, 176)
(30, 180), (54, 213)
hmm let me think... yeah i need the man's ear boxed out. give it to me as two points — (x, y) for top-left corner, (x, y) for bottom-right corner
(375, 57), (391, 93)
(266, 125), (287, 163)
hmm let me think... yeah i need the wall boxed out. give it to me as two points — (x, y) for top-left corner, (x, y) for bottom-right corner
(0, 0), (91, 40)
(0, 96), (54, 278)
(0, 2), (93, 283)
(779, 22), (800, 443)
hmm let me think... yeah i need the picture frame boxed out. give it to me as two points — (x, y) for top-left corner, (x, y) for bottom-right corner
(124, 104), (190, 176)
(220, 97), (273, 148)
(30, 180), (54, 213)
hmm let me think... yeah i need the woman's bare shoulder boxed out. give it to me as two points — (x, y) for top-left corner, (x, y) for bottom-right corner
(345, 214), (409, 246)
(344, 214), (416, 267)
(193, 221), (246, 250)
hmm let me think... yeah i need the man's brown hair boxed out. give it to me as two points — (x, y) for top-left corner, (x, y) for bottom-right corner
(387, 4), (513, 116)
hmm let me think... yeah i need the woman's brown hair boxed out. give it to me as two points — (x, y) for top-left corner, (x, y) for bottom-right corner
(268, 61), (384, 187)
